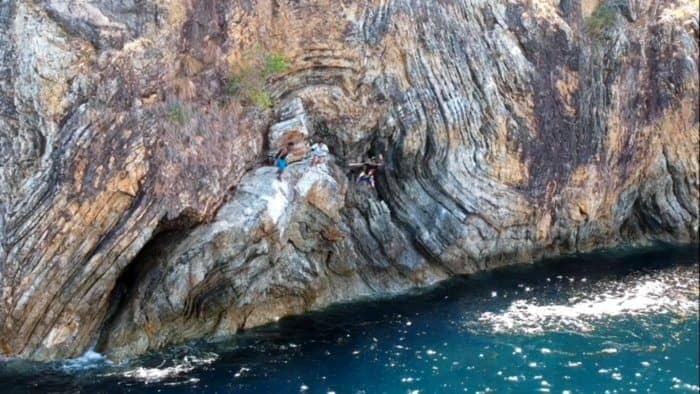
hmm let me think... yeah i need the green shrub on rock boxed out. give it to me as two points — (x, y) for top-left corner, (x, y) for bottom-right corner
(168, 102), (189, 125)
(226, 50), (291, 109)
(250, 88), (274, 108)
(585, 5), (617, 41)
(263, 54), (291, 77)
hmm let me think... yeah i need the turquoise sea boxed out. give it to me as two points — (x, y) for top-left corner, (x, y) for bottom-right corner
(1, 245), (698, 393)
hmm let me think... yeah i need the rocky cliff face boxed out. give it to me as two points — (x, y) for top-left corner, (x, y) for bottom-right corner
(0, 0), (697, 361)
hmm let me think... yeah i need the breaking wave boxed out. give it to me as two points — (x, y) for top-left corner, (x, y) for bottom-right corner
(60, 349), (112, 372)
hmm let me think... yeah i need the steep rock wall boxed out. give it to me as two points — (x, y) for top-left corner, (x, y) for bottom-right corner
(0, 0), (697, 360)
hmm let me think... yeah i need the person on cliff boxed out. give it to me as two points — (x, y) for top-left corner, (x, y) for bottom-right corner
(310, 141), (329, 166)
(357, 167), (376, 189)
(275, 145), (291, 180)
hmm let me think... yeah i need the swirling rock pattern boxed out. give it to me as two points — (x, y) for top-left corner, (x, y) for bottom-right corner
(0, 0), (697, 360)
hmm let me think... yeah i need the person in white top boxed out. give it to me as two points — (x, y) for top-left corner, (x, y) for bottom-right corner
(310, 141), (329, 166)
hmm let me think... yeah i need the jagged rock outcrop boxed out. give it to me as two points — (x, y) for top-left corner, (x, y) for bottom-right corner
(0, 0), (697, 360)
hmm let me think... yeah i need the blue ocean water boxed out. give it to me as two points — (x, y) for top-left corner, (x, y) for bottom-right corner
(1, 245), (698, 393)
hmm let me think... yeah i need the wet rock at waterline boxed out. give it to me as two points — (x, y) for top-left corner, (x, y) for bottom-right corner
(0, 0), (698, 360)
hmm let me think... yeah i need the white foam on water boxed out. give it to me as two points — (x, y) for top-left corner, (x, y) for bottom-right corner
(234, 366), (251, 378)
(117, 352), (219, 384)
(122, 365), (194, 383)
(475, 267), (699, 335)
(60, 349), (111, 372)
(187, 353), (219, 365)
(122, 364), (195, 383)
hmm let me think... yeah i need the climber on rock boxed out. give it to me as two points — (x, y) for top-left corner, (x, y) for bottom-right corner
(357, 166), (376, 189)
(310, 140), (329, 166)
(275, 144), (291, 180)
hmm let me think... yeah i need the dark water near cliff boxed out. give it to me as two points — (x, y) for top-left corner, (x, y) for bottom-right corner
(1, 245), (698, 393)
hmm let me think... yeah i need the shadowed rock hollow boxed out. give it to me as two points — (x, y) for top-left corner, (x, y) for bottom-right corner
(0, 0), (697, 360)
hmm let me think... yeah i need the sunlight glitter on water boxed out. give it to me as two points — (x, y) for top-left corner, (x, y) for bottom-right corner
(475, 264), (699, 335)
(1, 245), (698, 393)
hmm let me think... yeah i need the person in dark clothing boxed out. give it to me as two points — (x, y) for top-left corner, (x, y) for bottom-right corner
(357, 167), (376, 188)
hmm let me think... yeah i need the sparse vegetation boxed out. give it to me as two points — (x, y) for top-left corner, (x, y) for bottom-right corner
(585, 5), (617, 41)
(263, 54), (291, 77)
(168, 102), (190, 125)
(249, 88), (274, 108)
(226, 75), (244, 96)
(226, 49), (291, 109)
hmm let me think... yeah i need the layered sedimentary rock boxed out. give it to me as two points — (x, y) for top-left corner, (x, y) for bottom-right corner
(0, 0), (697, 360)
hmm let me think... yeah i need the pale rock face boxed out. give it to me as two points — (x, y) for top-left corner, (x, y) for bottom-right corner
(269, 97), (311, 162)
(100, 159), (352, 359)
(0, 0), (698, 360)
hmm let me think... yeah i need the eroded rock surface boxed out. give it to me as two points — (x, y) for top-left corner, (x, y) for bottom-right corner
(0, 0), (697, 360)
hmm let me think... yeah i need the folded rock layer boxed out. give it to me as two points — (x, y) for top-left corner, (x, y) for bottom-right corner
(0, 0), (697, 360)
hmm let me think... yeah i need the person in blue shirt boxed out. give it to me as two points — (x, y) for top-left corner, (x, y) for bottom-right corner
(275, 145), (291, 180)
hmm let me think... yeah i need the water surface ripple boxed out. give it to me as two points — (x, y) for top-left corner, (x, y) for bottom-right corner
(1, 245), (698, 393)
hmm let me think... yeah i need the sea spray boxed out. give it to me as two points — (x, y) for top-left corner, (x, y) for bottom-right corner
(60, 349), (112, 372)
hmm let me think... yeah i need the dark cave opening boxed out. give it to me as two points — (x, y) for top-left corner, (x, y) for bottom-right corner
(95, 211), (201, 353)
